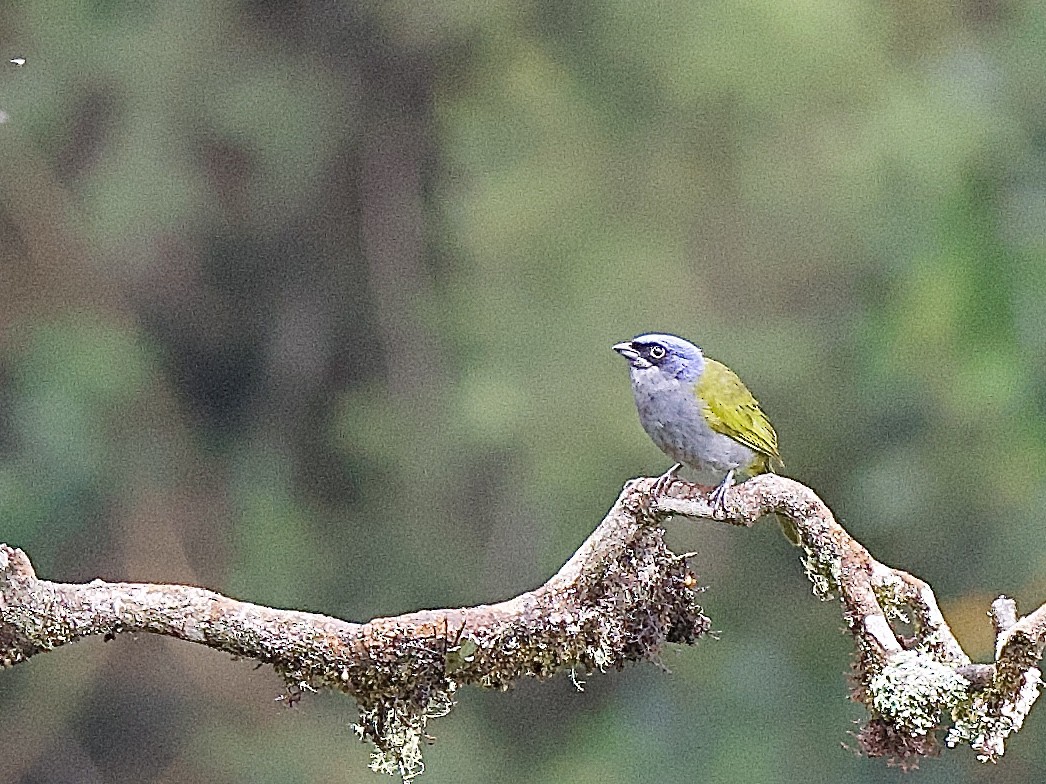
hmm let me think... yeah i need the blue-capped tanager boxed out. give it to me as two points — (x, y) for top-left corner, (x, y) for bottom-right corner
(613, 333), (796, 543)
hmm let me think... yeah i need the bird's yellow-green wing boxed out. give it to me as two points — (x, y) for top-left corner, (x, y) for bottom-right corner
(696, 358), (780, 466)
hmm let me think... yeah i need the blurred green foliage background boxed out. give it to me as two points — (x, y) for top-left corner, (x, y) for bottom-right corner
(1, 1), (1045, 782)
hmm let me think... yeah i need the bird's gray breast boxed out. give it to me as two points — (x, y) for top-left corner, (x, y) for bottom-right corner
(629, 366), (753, 474)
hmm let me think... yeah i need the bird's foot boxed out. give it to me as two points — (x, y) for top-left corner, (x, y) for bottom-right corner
(640, 463), (683, 517)
(708, 469), (735, 519)
(651, 463), (683, 499)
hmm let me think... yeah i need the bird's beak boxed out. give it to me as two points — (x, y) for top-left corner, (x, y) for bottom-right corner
(612, 341), (640, 362)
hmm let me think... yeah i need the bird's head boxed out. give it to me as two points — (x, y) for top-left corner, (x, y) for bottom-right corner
(612, 333), (704, 382)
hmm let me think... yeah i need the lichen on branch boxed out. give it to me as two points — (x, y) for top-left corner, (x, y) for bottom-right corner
(0, 479), (707, 781)
(2, 473), (1045, 778)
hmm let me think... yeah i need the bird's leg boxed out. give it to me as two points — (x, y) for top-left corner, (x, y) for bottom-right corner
(639, 463), (682, 518)
(651, 463), (683, 499)
(707, 469), (736, 519)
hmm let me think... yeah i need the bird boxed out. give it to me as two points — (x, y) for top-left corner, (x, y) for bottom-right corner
(612, 333), (796, 542)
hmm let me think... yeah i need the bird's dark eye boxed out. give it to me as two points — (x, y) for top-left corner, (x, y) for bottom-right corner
(648, 344), (666, 360)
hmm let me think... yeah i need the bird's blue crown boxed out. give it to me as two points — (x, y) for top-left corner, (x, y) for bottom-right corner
(628, 333), (704, 381)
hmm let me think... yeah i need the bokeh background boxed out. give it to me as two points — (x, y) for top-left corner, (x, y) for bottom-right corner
(1, 1), (1045, 782)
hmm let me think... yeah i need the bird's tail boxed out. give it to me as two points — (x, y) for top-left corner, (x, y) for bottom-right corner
(762, 459), (798, 546)
(776, 514), (800, 546)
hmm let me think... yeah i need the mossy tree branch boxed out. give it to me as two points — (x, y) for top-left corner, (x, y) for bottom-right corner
(657, 474), (1044, 766)
(1, 475), (1044, 778)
